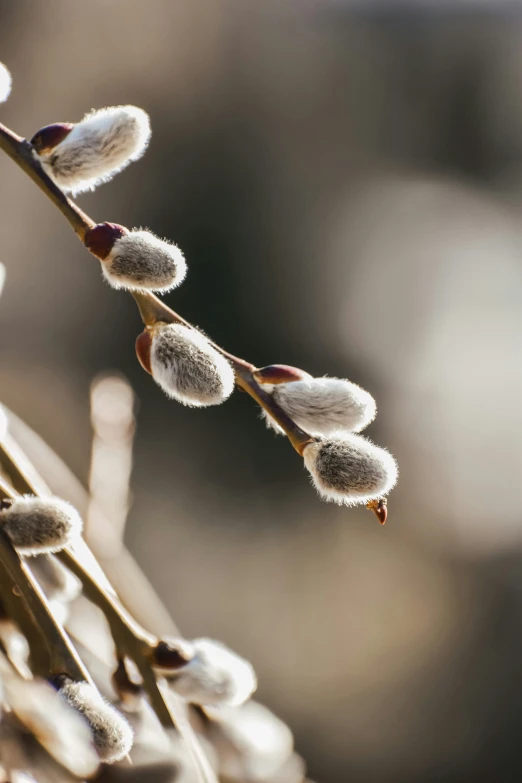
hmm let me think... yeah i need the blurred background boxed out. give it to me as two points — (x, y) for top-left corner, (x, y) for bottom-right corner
(2, 1), (522, 780)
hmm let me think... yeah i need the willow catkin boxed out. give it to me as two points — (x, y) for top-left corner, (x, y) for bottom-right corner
(303, 434), (398, 506)
(261, 376), (376, 436)
(0, 62), (11, 103)
(0, 496), (83, 555)
(31, 106), (151, 194)
(150, 323), (235, 407)
(59, 680), (133, 763)
(101, 229), (186, 292)
(156, 637), (257, 708)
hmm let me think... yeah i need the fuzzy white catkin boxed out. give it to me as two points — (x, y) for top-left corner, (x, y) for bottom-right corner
(262, 377), (376, 437)
(38, 106), (151, 194)
(165, 638), (257, 707)
(59, 680), (133, 763)
(5, 677), (99, 778)
(0, 62), (11, 103)
(304, 434), (398, 506)
(102, 230), (186, 293)
(205, 701), (294, 781)
(0, 495), (83, 555)
(150, 324), (235, 407)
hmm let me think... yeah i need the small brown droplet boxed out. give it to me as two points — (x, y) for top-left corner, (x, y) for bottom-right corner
(367, 498), (387, 525)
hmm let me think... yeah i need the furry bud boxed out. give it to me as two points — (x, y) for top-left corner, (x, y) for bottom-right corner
(150, 323), (235, 407)
(0, 62), (12, 103)
(303, 434), (398, 506)
(32, 105), (151, 194)
(85, 225), (186, 293)
(261, 377), (376, 437)
(205, 701), (295, 782)
(162, 638), (257, 707)
(59, 679), (134, 763)
(0, 495), (83, 555)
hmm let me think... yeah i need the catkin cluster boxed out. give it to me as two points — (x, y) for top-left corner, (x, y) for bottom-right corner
(0, 60), (400, 514)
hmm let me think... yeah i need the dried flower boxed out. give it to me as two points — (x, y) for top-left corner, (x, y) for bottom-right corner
(303, 434), (398, 506)
(149, 324), (235, 407)
(0, 495), (83, 555)
(84, 223), (186, 293)
(260, 376), (376, 437)
(0, 62), (11, 103)
(31, 105), (151, 194)
(159, 638), (257, 707)
(59, 679), (133, 763)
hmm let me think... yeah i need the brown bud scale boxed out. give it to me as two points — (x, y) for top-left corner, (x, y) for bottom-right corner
(151, 638), (194, 670)
(30, 123), (74, 154)
(135, 330), (153, 375)
(253, 364), (312, 385)
(84, 222), (128, 260)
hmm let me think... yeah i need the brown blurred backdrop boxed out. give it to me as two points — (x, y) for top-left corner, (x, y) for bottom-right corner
(2, 2), (522, 781)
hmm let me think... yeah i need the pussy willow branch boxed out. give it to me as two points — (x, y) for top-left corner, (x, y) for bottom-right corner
(0, 120), (313, 456)
(0, 442), (218, 783)
(0, 477), (93, 684)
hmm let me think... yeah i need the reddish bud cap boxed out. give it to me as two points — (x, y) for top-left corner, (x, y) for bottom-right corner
(135, 330), (152, 375)
(30, 123), (74, 154)
(84, 222), (128, 260)
(253, 364), (312, 385)
(151, 638), (195, 670)
(136, 329), (152, 375)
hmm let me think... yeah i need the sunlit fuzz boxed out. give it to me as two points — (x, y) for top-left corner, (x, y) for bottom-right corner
(5, 675), (99, 777)
(0, 62), (11, 103)
(84, 222), (186, 293)
(150, 323), (235, 407)
(31, 105), (151, 194)
(159, 638), (257, 707)
(303, 434), (398, 506)
(0, 495), (83, 555)
(260, 377), (376, 437)
(59, 679), (133, 763)
(205, 701), (295, 782)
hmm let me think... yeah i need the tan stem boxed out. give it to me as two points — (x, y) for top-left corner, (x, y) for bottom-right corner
(0, 122), (94, 240)
(0, 118), (315, 457)
(132, 291), (314, 454)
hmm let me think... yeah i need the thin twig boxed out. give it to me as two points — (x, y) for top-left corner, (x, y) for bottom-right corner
(0, 120), (314, 456)
(0, 443), (218, 783)
(0, 477), (93, 683)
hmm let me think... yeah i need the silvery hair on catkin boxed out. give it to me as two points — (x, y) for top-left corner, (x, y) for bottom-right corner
(304, 434), (398, 506)
(262, 377), (376, 437)
(37, 106), (151, 194)
(162, 638), (257, 708)
(150, 323), (235, 407)
(0, 62), (11, 103)
(102, 230), (186, 293)
(0, 495), (83, 555)
(59, 679), (133, 763)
